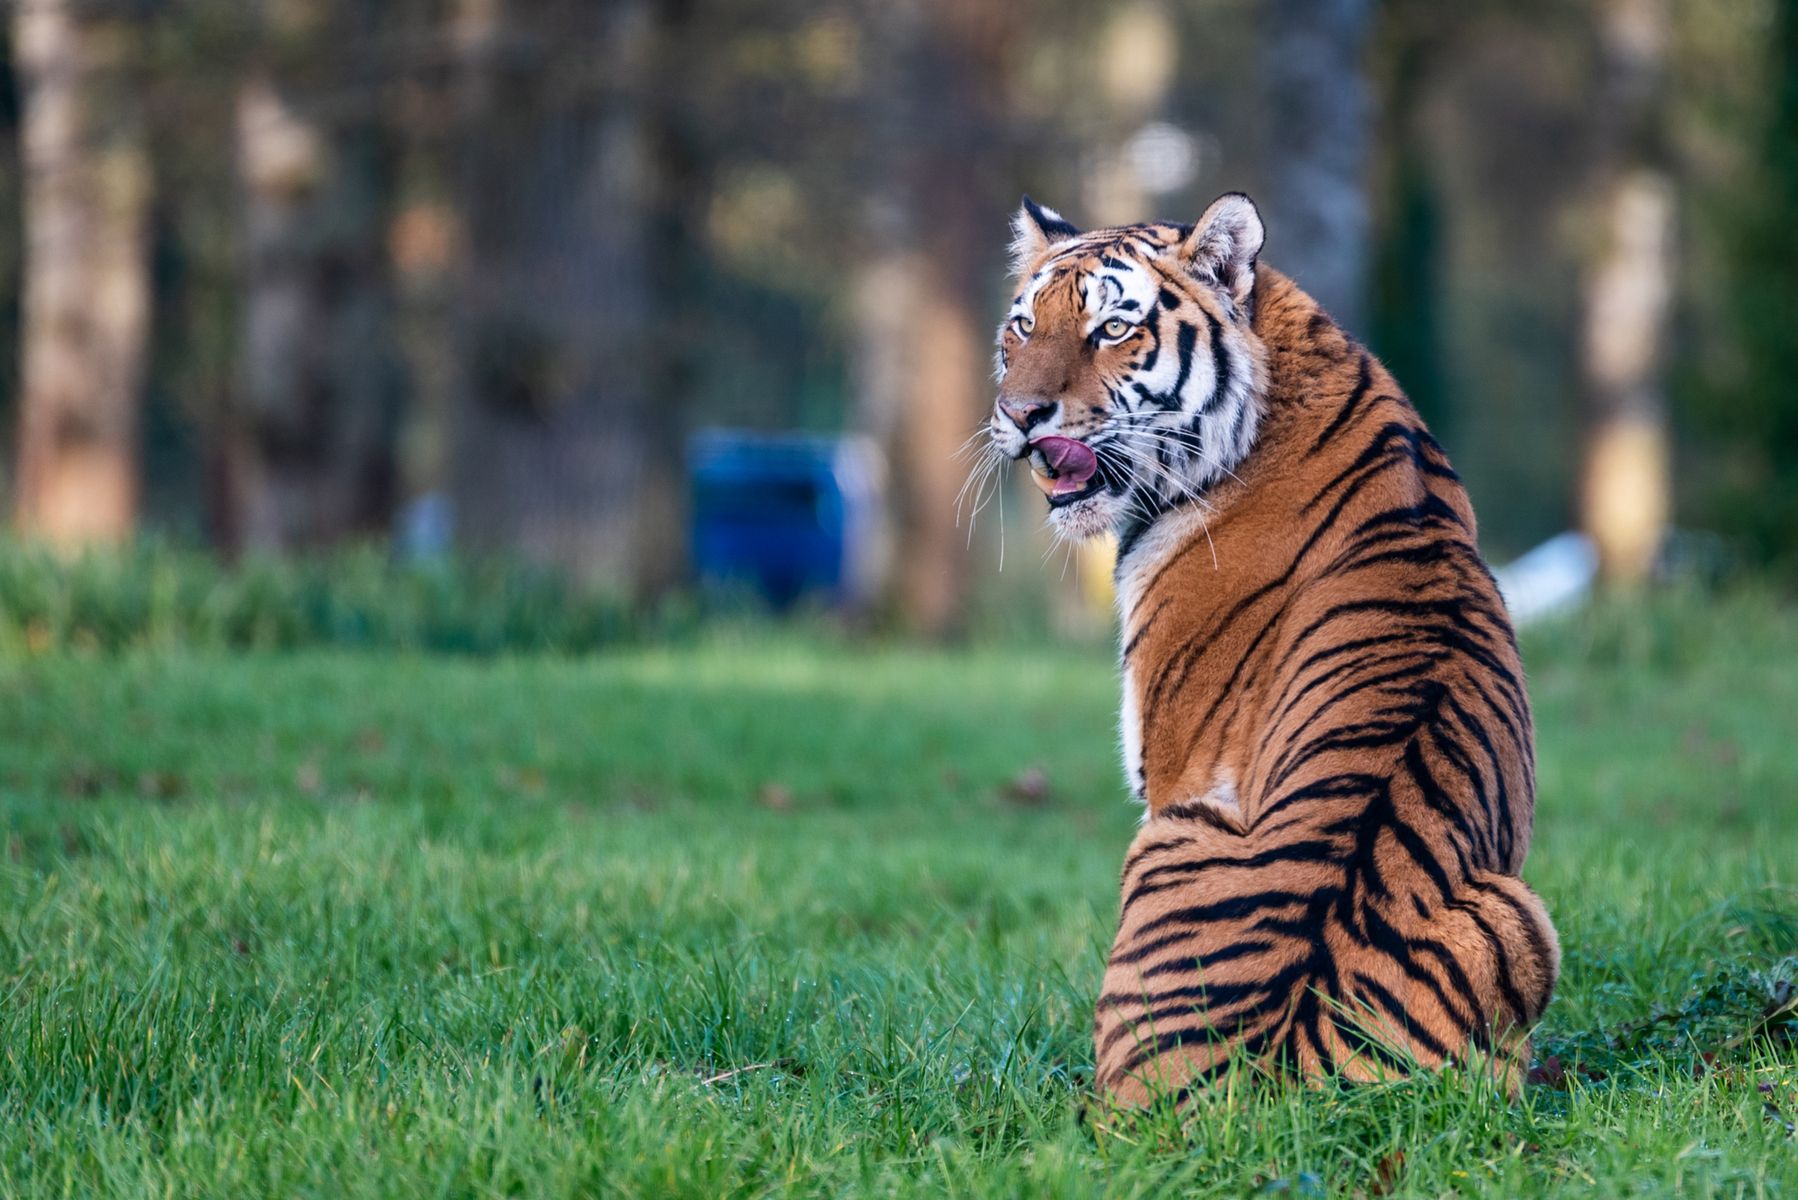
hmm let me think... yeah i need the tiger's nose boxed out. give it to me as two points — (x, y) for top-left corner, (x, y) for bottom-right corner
(998, 396), (1056, 434)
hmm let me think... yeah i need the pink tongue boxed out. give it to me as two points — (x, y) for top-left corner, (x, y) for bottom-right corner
(1034, 436), (1098, 491)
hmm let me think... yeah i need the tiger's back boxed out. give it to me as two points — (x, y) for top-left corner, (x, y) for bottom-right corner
(1096, 269), (1558, 1103)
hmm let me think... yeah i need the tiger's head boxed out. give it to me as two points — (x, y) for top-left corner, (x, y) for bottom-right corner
(988, 192), (1269, 540)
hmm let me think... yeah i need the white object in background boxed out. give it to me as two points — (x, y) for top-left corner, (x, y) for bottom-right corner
(1493, 531), (1598, 627)
(1125, 122), (1200, 196)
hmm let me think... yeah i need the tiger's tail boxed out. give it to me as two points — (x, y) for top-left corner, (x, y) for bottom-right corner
(1318, 868), (1560, 1092)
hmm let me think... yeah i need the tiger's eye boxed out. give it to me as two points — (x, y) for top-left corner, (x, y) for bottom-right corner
(1102, 317), (1132, 339)
(1016, 315), (1034, 336)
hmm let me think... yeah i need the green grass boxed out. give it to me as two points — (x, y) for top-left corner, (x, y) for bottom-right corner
(1, 590), (1795, 1197)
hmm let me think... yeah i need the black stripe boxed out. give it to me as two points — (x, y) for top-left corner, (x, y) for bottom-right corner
(1346, 971), (1452, 1061)
(1169, 322), (1198, 406)
(1308, 350), (1374, 452)
(1137, 938), (1277, 978)
(1115, 489), (1176, 562)
(1124, 840), (1339, 909)
(1129, 889), (1317, 941)
(1200, 307), (1231, 415)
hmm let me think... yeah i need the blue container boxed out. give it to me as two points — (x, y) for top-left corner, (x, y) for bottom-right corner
(688, 430), (882, 609)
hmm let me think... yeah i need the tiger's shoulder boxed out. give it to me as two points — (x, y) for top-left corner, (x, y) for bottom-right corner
(1119, 268), (1483, 615)
(1115, 268), (1527, 828)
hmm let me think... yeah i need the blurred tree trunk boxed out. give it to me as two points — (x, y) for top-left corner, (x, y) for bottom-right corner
(449, 0), (667, 590)
(1260, 0), (1374, 336)
(1715, 0), (1798, 563)
(1579, 0), (1673, 586)
(1367, 0), (1448, 434)
(10, 0), (152, 549)
(855, 0), (1014, 638)
(0, 24), (22, 460)
(854, 241), (980, 637)
(633, 0), (699, 598)
(224, 4), (399, 553)
(1082, 1), (1176, 227)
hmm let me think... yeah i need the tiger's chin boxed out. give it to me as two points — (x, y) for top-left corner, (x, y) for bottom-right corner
(1045, 490), (1123, 540)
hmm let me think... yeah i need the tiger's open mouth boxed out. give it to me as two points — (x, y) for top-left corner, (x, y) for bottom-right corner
(1028, 436), (1104, 507)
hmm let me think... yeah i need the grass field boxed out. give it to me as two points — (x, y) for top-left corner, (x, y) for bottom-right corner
(1, 590), (1796, 1197)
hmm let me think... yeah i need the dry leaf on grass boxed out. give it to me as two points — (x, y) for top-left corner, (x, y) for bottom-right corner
(1000, 766), (1052, 807)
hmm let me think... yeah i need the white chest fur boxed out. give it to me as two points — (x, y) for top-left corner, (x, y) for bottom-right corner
(1119, 662), (1145, 806)
(1112, 505), (1217, 814)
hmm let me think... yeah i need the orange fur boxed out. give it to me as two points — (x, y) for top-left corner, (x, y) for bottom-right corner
(989, 200), (1558, 1105)
(1100, 272), (1558, 1103)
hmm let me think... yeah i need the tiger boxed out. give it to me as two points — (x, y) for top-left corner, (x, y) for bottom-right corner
(986, 192), (1559, 1106)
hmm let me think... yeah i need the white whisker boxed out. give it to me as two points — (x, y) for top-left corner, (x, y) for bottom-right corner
(955, 447), (998, 532)
(998, 459), (1008, 572)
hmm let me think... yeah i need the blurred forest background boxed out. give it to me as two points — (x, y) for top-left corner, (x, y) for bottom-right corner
(1, 0), (1795, 639)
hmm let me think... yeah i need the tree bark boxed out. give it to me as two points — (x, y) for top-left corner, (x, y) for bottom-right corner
(10, 0), (152, 550)
(1260, 0), (1374, 336)
(854, 0), (1014, 637)
(448, 0), (658, 588)
(225, 14), (400, 554)
(0, 25), (22, 447)
(1579, 0), (1674, 586)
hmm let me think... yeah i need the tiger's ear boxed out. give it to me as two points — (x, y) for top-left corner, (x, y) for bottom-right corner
(1010, 196), (1079, 276)
(1181, 192), (1264, 309)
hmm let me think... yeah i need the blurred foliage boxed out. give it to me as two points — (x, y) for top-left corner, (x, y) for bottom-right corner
(0, 534), (1120, 656)
(1521, 578), (1798, 677)
(2, 0), (1797, 578)
(0, 540), (664, 656)
(1683, 0), (1798, 577)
